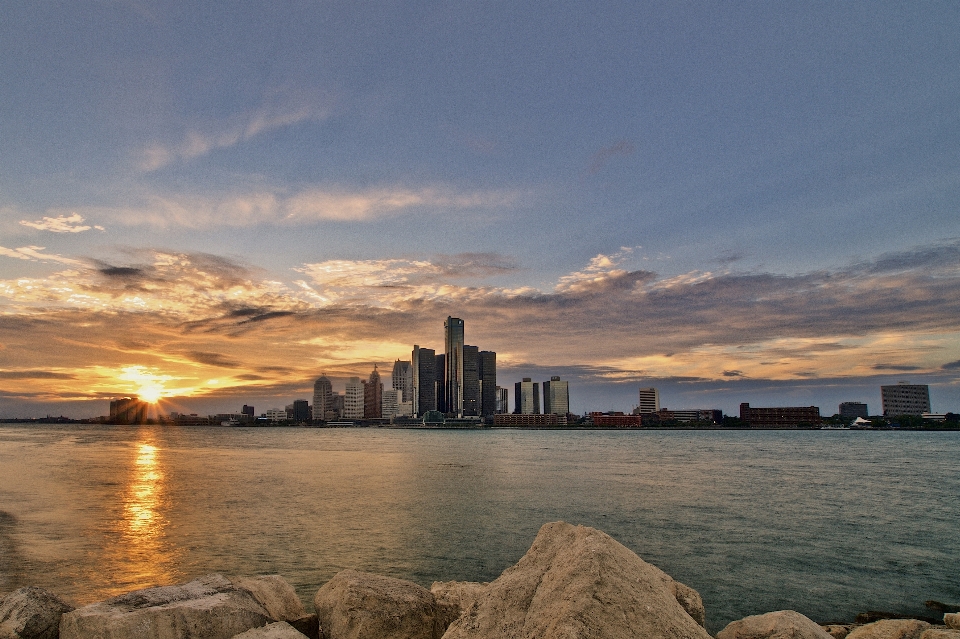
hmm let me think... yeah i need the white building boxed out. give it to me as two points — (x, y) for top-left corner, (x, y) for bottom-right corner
(265, 408), (287, 422)
(638, 387), (660, 414)
(344, 376), (364, 419)
(381, 389), (399, 419)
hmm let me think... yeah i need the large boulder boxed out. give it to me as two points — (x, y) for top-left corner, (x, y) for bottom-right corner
(314, 570), (446, 639)
(846, 619), (931, 639)
(430, 582), (487, 630)
(946, 615), (960, 631)
(232, 576), (307, 623)
(920, 631), (960, 639)
(0, 587), (74, 639)
(441, 521), (712, 639)
(716, 610), (834, 639)
(59, 574), (276, 639)
(231, 621), (310, 639)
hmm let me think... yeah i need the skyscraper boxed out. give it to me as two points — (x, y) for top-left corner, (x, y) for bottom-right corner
(444, 317), (464, 416)
(313, 375), (333, 422)
(496, 386), (509, 414)
(363, 365), (383, 418)
(412, 345), (436, 416)
(638, 387), (660, 414)
(435, 353), (446, 414)
(543, 376), (569, 415)
(462, 345), (479, 416)
(478, 350), (497, 418)
(515, 378), (540, 414)
(344, 377), (364, 419)
(392, 360), (413, 403)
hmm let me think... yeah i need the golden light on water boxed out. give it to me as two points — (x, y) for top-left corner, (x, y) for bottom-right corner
(126, 443), (161, 533)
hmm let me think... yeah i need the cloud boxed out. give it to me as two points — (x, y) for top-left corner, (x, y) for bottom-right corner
(0, 245), (85, 266)
(185, 351), (242, 368)
(871, 364), (923, 372)
(587, 140), (636, 174)
(940, 360), (960, 370)
(0, 370), (77, 380)
(19, 213), (104, 233)
(722, 370), (745, 377)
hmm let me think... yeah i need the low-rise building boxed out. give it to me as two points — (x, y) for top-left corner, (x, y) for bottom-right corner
(739, 403), (821, 428)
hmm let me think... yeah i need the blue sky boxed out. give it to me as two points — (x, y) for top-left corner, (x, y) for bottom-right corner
(2, 1), (959, 417)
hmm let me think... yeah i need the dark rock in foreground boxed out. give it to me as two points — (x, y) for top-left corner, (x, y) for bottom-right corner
(0, 587), (74, 639)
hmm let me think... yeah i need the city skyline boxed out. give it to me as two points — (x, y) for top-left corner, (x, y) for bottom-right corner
(2, 4), (960, 418)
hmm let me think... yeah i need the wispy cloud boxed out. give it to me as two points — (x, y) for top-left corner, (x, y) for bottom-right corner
(0, 245), (85, 265)
(19, 213), (104, 233)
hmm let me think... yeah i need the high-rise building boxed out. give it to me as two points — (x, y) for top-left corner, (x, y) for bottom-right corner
(412, 345), (436, 416)
(392, 360), (413, 403)
(444, 317), (465, 416)
(435, 353), (446, 414)
(344, 377), (364, 419)
(478, 351), (497, 417)
(109, 397), (148, 424)
(292, 399), (310, 422)
(462, 345), (479, 416)
(881, 383), (930, 416)
(241, 405), (255, 419)
(496, 386), (509, 414)
(515, 378), (540, 414)
(543, 376), (569, 415)
(638, 387), (660, 414)
(313, 375), (333, 422)
(839, 402), (869, 419)
(381, 388), (399, 419)
(363, 365), (383, 419)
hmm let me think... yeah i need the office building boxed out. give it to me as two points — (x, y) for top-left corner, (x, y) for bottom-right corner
(515, 378), (540, 414)
(444, 317), (465, 416)
(241, 405), (255, 419)
(265, 408), (287, 422)
(542, 376), (569, 415)
(462, 345), (479, 416)
(363, 365), (383, 419)
(313, 375), (333, 421)
(496, 386), (509, 414)
(494, 413), (561, 427)
(739, 403), (821, 428)
(839, 402), (869, 419)
(381, 389), (399, 420)
(591, 412), (642, 427)
(435, 353), (446, 413)
(292, 399), (310, 422)
(109, 397), (148, 424)
(392, 360), (413, 403)
(881, 383), (930, 416)
(638, 388), (660, 414)
(344, 377), (364, 419)
(478, 351), (497, 418)
(412, 345), (437, 416)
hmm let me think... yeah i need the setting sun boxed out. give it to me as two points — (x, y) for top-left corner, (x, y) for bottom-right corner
(118, 366), (172, 404)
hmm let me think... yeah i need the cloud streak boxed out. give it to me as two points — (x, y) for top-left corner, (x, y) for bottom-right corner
(19, 213), (104, 233)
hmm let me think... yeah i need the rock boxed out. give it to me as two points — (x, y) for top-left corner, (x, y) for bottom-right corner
(715, 610), (834, 639)
(669, 580), (706, 628)
(0, 587), (74, 639)
(946, 614), (960, 631)
(430, 582), (487, 629)
(858, 613), (939, 625)
(232, 576), (307, 623)
(823, 624), (855, 639)
(920, 631), (960, 639)
(314, 569), (446, 639)
(441, 521), (712, 639)
(287, 614), (320, 639)
(846, 619), (931, 639)
(926, 603), (960, 615)
(59, 573), (274, 639)
(231, 621), (310, 638)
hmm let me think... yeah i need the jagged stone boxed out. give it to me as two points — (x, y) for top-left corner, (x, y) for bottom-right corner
(846, 619), (931, 639)
(59, 574), (274, 639)
(430, 582), (487, 629)
(314, 569), (446, 639)
(716, 610), (834, 639)
(441, 521), (711, 639)
(0, 587), (74, 639)
(231, 621), (310, 638)
(232, 576), (307, 623)
(946, 614), (960, 631)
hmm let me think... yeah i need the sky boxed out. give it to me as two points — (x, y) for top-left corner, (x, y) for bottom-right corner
(2, 1), (960, 418)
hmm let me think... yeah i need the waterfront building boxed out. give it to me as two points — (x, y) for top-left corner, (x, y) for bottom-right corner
(462, 345), (479, 416)
(435, 353), (446, 413)
(650, 408), (721, 423)
(590, 412), (642, 427)
(381, 389), (399, 420)
(444, 317), (465, 416)
(241, 405), (255, 420)
(496, 386), (509, 414)
(313, 375), (333, 421)
(638, 387), (660, 414)
(739, 403), (822, 428)
(392, 360), (413, 403)
(109, 397), (147, 424)
(396, 400), (413, 417)
(494, 413), (562, 427)
(363, 365), (383, 419)
(412, 345), (437, 416)
(265, 408), (287, 422)
(292, 399), (310, 422)
(344, 377), (364, 419)
(839, 402), (869, 419)
(479, 351), (497, 418)
(332, 393), (344, 417)
(542, 376), (569, 415)
(515, 378), (540, 414)
(881, 382), (930, 416)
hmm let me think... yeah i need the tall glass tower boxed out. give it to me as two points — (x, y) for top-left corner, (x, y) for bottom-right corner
(444, 316), (465, 416)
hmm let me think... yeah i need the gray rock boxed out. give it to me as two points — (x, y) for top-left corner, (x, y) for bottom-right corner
(430, 582), (487, 629)
(59, 574), (273, 639)
(716, 610), (834, 639)
(232, 576), (307, 623)
(231, 621), (310, 639)
(314, 570), (445, 639)
(847, 619), (931, 639)
(946, 615), (960, 631)
(441, 521), (712, 639)
(0, 587), (74, 639)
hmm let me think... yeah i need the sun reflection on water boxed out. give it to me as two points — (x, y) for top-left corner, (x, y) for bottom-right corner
(126, 443), (161, 534)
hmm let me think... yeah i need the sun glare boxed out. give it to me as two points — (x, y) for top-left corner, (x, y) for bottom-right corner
(118, 366), (172, 404)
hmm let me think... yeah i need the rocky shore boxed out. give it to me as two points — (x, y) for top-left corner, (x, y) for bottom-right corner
(1, 522), (957, 639)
